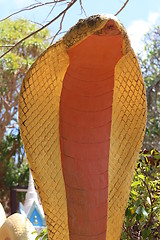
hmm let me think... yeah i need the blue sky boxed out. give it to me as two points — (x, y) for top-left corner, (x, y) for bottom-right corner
(0, 0), (160, 53)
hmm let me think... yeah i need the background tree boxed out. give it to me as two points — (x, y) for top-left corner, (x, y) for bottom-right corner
(0, 18), (50, 213)
(138, 25), (160, 150)
(121, 24), (160, 239)
(0, 18), (50, 141)
(121, 149), (160, 240)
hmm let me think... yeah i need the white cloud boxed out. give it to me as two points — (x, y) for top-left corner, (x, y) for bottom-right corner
(148, 12), (160, 24)
(127, 12), (160, 53)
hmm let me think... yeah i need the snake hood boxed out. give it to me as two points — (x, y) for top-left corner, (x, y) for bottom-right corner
(19, 14), (146, 240)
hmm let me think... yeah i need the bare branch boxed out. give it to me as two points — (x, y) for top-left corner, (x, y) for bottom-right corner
(0, 1), (68, 22)
(29, 20), (44, 27)
(43, 2), (57, 22)
(79, 0), (87, 16)
(50, 0), (86, 43)
(0, 0), (77, 59)
(115, 0), (129, 16)
(50, 8), (66, 44)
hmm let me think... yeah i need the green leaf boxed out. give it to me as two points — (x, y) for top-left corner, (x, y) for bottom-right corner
(43, 234), (48, 240)
(131, 181), (141, 187)
(138, 174), (145, 180)
(121, 231), (127, 239)
(142, 207), (148, 218)
(142, 229), (150, 238)
(147, 196), (151, 205)
(131, 190), (137, 195)
(125, 208), (131, 217)
(136, 206), (142, 215)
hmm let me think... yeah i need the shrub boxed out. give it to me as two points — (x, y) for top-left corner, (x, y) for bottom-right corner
(121, 149), (160, 239)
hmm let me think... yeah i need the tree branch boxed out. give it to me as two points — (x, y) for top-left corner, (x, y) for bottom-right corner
(146, 76), (160, 95)
(0, 1), (64, 22)
(143, 179), (154, 228)
(50, 7), (66, 44)
(79, 0), (87, 16)
(0, 0), (129, 59)
(115, 0), (129, 16)
(4, 139), (19, 162)
(29, 20), (44, 27)
(122, 225), (134, 240)
(0, 0), (77, 59)
(43, 2), (57, 22)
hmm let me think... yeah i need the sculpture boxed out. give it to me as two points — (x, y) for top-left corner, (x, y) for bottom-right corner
(19, 14), (147, 240)
(0, 203), (37, 240)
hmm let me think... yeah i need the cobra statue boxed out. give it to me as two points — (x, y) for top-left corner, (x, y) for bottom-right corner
(0, 203), (37, 240)
(19, 15), (147, 240)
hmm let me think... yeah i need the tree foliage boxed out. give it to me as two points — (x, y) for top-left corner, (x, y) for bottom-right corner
(0, 18), (50, 213)
(139, 25), (160, 150)
(121, 149), (160, 239)
(121, 24), (160, 239)
(0, 130), (29, 213)
(0, 18), (50, 142)
(35, 228), (48, 240)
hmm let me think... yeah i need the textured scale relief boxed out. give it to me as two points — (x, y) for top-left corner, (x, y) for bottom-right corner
(18, 15), (147, 240)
